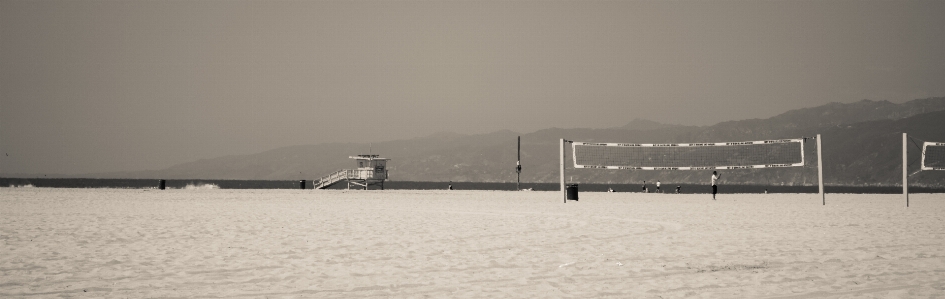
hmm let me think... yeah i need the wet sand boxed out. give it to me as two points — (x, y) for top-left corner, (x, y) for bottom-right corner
(2, 188), (944, 298)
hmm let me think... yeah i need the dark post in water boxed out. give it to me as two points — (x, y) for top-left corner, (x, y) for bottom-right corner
(516, 136), (522, 191)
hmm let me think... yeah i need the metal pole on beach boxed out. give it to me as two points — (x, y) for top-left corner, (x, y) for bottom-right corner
(560, 139), (566, 203)
(817, 134), (824, 205)
(903, 133), (909, 207)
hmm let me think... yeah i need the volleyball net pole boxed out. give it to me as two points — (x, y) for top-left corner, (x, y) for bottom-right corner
(816, 134), (825, 205)
(903, 133), (909, 207)
(560, 138), (567, 203)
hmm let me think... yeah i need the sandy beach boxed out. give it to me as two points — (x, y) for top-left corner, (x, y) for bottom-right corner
(2, 188), (944, 298)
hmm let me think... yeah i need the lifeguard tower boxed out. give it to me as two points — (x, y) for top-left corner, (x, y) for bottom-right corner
(313, 155), (390, 190)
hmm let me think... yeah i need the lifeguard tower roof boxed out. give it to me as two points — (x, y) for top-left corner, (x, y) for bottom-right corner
(349, 154), (390, 160)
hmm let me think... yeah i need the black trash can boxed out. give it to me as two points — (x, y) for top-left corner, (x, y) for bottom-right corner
(158, 179), (166, 190)
(566, 184), (579, 201)
(299, 180), (306, 189)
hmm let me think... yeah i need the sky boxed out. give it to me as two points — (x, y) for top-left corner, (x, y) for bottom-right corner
(2, 0), (945, 176)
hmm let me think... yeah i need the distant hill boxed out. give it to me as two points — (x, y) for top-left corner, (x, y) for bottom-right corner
(619, 118), (681, 131)
(89, 98), (945, 187)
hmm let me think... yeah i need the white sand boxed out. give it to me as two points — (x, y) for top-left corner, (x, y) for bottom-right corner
(2, 188), (944, 298)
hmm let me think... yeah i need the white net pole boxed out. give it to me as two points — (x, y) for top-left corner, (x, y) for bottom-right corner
(903, 133), (909, 207)
(817, 134), (824, 205)
(560, 139), (566, 203)
(800, 136), (806, 166)
(922, 142), (928, 170)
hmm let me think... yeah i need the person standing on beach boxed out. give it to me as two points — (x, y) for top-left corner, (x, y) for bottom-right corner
(711, 171), (721, 200)
(642, 181), (647, 193)
(656, 180), (661, 193)
(676, 186), (681, 194)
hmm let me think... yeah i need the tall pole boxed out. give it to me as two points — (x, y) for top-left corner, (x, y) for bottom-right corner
(516, 136), (521, 191)
(817, 134), (825, 205)
(560, 138), (566, 203)
(903, 133), (909, 207)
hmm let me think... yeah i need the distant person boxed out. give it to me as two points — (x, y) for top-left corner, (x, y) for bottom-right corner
(711, 171), (722, 200)
(765, 189), (768, 194)
(656, 180), (661, 193)
(676, 186), (681, 194)
(607, 187), (614, 193)
(448, 181), (453, 190)
(642, 181), (647, 193)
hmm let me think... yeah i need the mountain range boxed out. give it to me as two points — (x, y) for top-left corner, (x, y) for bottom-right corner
(88, 98), (945, 187)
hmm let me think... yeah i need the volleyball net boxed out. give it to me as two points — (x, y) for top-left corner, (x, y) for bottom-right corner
(572, 138), (805, 170)
(921, 142), (945, 170)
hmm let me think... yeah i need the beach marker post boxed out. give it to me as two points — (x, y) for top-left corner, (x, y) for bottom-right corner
(903, 133), (909, 207)
(817, 134), (824, 205)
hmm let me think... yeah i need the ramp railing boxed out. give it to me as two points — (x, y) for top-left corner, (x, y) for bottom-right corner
(313, 169), (354, 189)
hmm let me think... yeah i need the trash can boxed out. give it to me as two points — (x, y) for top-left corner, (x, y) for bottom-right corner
(566, 184), (579, 201)
(158, 179), (166, 190)
(299, 180), (306, 189)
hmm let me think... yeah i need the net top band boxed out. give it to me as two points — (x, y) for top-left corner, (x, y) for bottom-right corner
(571, 137), (806, 169)
(576, 164), (803, 170)
(572, 138), (803, 147)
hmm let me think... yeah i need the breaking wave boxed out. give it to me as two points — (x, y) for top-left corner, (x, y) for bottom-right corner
(183, 183), (220, 190)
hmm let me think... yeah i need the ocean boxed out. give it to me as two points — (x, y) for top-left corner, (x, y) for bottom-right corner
(1, 178), (942, 194)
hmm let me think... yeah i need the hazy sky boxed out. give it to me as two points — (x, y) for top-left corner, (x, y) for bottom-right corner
(2, 0), (944, 175)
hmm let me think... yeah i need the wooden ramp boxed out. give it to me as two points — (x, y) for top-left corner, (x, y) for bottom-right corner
(313, 169), (351, 189)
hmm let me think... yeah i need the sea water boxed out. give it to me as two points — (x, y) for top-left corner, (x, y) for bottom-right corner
(1, 178), (942, 194)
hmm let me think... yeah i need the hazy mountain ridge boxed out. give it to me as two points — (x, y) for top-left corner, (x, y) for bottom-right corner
(619, 118), (682, 131)
(84, 98), (945, 187)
